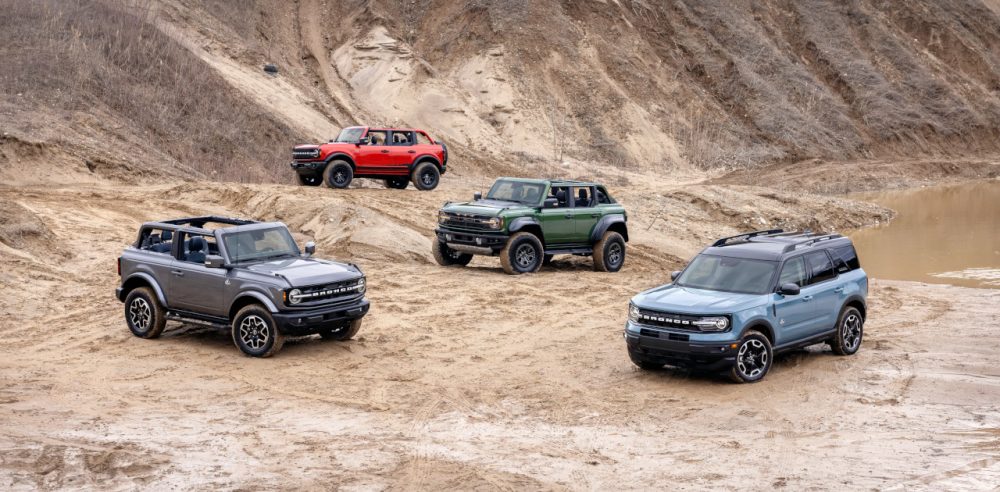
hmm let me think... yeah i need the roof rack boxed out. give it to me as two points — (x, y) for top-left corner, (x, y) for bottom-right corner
(780, 233), (843, 252)
(711, 229), (785, 247)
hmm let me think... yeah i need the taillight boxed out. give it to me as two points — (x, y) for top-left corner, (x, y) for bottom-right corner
(117, 257), (121, 276)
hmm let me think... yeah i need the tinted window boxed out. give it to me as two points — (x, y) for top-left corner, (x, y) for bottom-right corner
(486, 179), (546, 205)
(805, 251), (836, 284)
(778, 256), (807, 287)
(675, 254), (778, 294)
(831, 244), (861, 272)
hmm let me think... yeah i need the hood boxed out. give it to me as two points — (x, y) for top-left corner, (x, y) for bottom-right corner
(241, 257), (361, 287)
(294, 144), (320, 150)
(633, 284), (767, 315)
(442, 199), (531, 216)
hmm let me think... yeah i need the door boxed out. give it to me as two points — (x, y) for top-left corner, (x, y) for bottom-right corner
(772, 255), (816, 345)
(568, 186), (601, 241)
(539, 185), (575, 244)
(387, 131), (417, 172)
(168, 232), (229, 316)
(355, 129), (394, 172)
(802, 250), (840, 335)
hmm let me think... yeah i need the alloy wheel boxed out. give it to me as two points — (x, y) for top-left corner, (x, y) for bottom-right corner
(737, 339), (768, 378)
(608, 242), (623, 267)
(129, 298), (151, 332)
(515, 243), (537, 269)
(239, 315), (270, 350)
(843, 313), (862, 351)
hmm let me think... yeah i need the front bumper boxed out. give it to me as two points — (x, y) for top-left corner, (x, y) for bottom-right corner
(624, 324), (737, 371)
(290, 160), (325, 173)
(434, 228), (508, 254)
(272, 298), (370, 336)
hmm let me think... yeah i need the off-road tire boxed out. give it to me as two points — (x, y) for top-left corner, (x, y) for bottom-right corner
(124, 287), (166, 339)
(593, 231), (626, 272)
(319, 319), (363, 341)
(411, 162), (440, 191)
(232, 305), (284, 358)
(829, 306), (863, 356)
(628, 350), (663, 371)
(384, 177), (409, 189)
(297, 174), (322, 186)
(500, 232), (544, 275)
(728, 330), (773, 384)
(432, 239), (473, 266)
(323, 160), (353, 189)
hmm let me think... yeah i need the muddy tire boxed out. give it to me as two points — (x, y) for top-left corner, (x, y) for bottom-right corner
(628, 350), (663, 371)
(384, 177), (409, 189)
(124, 287), (166, 339)
(319, 318), (362, 341)
(297, 173), (322, 186)
(500, 232), (543, 275)
(830, 306), (863, 356)
(432, 239), (473, 266)
(411, 162), (440, 191)
(323, 160), (353, 189)
(232, 305), (284, 358)
(593, 231), (626, 272)
(728, 330), (772, 383)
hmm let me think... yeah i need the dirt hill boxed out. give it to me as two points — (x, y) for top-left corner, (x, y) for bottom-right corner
(4, 0), (1000, 184)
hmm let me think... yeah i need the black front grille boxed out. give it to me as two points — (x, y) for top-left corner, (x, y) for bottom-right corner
(294, 278), (364, 305)
(441, 212), (496, 231)
(636, 308), (713, 332)
(639, 328), (690, 341)
(292, 148), (321, 160)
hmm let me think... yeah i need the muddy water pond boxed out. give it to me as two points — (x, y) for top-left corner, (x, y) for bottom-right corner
(849, 179), (1000, 289)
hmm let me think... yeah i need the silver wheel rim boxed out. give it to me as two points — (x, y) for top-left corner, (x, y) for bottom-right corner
(515, 243), (537, 268)
(239, 315), (270, 350)
(129, 298), (151, 332)
(608, 242), (623, 266)
(843, 313), (862, 351)
(737, 339), (768, 378)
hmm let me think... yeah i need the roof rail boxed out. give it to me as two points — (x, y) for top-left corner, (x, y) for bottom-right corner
(780, 233), (843, 252)
(711, 229), (785, 247)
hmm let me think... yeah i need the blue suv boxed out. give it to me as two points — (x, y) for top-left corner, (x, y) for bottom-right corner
(624, 230), (867, 383)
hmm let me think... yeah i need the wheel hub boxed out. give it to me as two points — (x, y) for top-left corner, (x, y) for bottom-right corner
(129, 298), (151, 331)
(515, 244), (536, 268)
(239, 315), (270, 350)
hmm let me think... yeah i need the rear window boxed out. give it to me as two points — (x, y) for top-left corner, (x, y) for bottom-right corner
(830, 244), (861, 272)
(805, 251), (836, 285)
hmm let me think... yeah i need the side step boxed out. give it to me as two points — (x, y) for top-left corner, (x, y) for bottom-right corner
(166, 310), (229, 329)
(544, 246), (593, 256)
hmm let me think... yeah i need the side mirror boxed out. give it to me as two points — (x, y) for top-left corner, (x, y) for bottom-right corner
(670, 271), (681, 281)
(543, 197), (559, 209)
(304, 241), (316, 256)
(357, 137), (369, 145)
(778, 283), (801, 296)
(205, 255), (226, 269)
(473, 192), (483, 201)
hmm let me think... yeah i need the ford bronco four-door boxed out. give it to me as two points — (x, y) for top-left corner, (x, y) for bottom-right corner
(291, 126), (447, 190)
(116, 217), (369, 357)
(625, 230), (867, 383)
(433, 178), (629, 274)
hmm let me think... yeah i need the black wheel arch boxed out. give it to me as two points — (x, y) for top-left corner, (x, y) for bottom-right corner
(228, 292), (279, 320)
(410, 155), (442, 171)
(508, 217), (544, 244)
(740, 320), (775, 346)
(324, 153), (356, 169)
(590, 214), (628, 243)
(842, 296), (867, 320)
(120, 273), (167, 305)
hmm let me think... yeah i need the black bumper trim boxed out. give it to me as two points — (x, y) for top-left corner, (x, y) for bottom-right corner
(272, 298), (370, 336)
(434, 228), (508, 253)
(625, 332), (736, 371)
(290, 161), (325, 173)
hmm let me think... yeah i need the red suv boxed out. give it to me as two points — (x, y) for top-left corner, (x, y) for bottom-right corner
(291, 126), (448, 191)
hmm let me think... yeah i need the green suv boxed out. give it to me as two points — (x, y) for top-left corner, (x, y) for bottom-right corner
(433, 178), (629, 274)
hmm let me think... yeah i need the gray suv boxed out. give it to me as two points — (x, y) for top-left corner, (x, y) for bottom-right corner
(115, 216), (369, 357)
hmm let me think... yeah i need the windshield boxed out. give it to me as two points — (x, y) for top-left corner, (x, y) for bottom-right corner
(675, 254), (777, 294)
(334, 127), (365, 143)
(486, 179), (546, 205)
(223, 227), (300, 263)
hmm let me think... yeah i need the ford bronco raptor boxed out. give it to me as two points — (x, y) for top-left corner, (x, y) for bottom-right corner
(291, 126), (447, 191)
(115, 217), (369, 357)
(624, 230), (867, 383)
(433, 178), (629, 275)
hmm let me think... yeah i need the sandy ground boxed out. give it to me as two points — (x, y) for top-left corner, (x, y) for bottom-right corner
(1, 174), (998, 490)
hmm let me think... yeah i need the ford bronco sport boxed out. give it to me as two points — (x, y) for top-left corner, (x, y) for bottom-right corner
(115, 217), (369, 357)
(624, 230), (867, 383)
(291, 126), (447, 190)
(433, 178), (629, 275)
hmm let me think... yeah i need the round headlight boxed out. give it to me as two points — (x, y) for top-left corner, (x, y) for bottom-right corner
(714, 317), (729, 330)
(487, 217), (502, 229)
(628, 303), (640, 323)
(438, 211), (447, 224)
(310, 149), (320, 158)
(357, 277), (366, 294)
(287, 288), (302, 305)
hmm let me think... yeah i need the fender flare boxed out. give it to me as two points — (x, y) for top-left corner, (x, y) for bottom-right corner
(739, 318), (775, 345)
(409, 155), (441, 171)
(590, 214), (628, 242)
(507, 217), (543, 242)
(842, 294), (867, 319)
(122, 272), (167, 305)
(324, 153), (355, 168)
(230, 290), (280, 314)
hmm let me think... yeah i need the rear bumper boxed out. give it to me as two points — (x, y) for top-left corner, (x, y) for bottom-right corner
(272, 298), (370, 336)
(434, 228), (508, 254)
(624, 329), (736, 371)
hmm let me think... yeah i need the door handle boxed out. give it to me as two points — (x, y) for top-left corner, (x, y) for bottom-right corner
(408, 150), (416, 154)
(591, 213), (600, 217)
(381, 150), (389, 153)
(171, 270), (184, 277)
(833, 286), (845, 293)
(801, 295), (813, 302)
